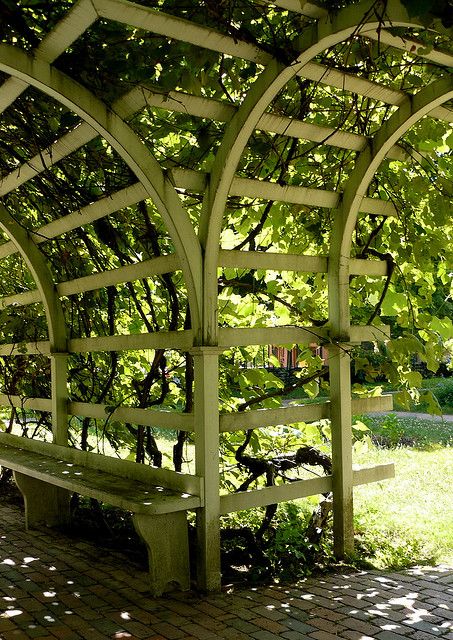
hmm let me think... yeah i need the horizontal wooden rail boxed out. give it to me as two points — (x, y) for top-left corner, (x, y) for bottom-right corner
(0, 324), (390, 356)
(218, 324), (390, 347)
(220, 402), (331, 433)
(0, 251), (388, 311)
(0, 394), (194, 431)
(219, 395), (393, 433)
(0, 341), (51, 356)
(0, 394), (392, 433)
(170, 168), (397, 216)
(68, 330), (193, 353)
(219, 462), (394, 514)
(218, 250), (388, 276)
(58, 255), (180, 297)
(69, 402), (194, 431)
(0, 393), (52, 412)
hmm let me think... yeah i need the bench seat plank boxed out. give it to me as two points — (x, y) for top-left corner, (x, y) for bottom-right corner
(0, 442), (201, 514)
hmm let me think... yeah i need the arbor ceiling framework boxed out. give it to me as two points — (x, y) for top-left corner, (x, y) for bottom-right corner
(0, 0), (451, 591)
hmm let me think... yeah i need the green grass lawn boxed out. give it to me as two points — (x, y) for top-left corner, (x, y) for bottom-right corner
(353, 416), (453, 569)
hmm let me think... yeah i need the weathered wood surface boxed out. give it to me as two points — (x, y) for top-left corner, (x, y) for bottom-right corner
(0, 441), (200, 514)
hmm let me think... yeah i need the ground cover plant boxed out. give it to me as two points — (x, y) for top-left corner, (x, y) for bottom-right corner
(217, 413), (453, 584)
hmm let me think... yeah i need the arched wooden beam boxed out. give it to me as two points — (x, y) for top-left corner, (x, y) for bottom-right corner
(199, 0), (437, 343)
(0, 204), (68, 444)
(0, 44), (203, 340)
(0, 204), (65, 351)
(328, 75), (453, 336)
(325, 75), (453, 558)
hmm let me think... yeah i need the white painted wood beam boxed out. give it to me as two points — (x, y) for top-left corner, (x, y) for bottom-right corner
(0, 341), (51, 356)
(0, 0), (97, 115)
(220, 402), (331, 433)
(68, 330), (194, 353)
(266, 0), (327, 19)
(0, 290), (41, 309)
(69, 402), (194, 431)
(170, 167), (397, 215)
(299, 60), (453, 122)
(57, 254), (181, 297)
(0, 393), (52, 412)
(0, 44), (204, 338)
(0, 393), (194, 431)
(0, 251), (386, 311)
(125, 84), (398, 156)
(0, 204), (66, 352)
(218, 324), (389, 347)
(219, 394), (393, 433)
(0, 255), (181, 308)
(218, 249), (388, 276)
(363, 28), (453, 69)
(94, 0), (271, 65)
(191, 347), (222, 591)
(219, 325), (328, 348)
(220, 475), (332, 514)
(0, 183), (147, 260)
(219, 460), (394, 514)
(300, 60), (406, 106)
(0, 324), (389, 356)
(0, 123), (97, 197)
(353, 462), (395, 486)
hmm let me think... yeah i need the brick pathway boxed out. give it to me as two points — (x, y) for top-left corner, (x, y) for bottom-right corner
(1, 501), (452, 640)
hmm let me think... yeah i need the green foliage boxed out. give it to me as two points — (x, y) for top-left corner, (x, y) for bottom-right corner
(261, 503), (334, 579)
(354, 520), (434, 570)
(358, 413), (453, 448)
(424, 377), (453, 412)
(0, 0), (451, 580)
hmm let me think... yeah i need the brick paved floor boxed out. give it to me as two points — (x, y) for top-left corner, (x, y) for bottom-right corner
(1, 500), (452, 640)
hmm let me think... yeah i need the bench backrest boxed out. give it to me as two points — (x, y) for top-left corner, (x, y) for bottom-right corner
(0, 432), (201, 496)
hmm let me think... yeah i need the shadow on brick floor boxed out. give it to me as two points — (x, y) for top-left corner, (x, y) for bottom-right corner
(0, 499), (452, 640)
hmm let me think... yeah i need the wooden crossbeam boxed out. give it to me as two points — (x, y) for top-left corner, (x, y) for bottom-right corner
(364, 28), (453, 69)
(218, 249), (388, 276)
(0, 393), (194, 431)
(219, 462), (395, 514)
(0, 249), (385, 309)
(94, 0), (270, 65)
(266, 0), (327, 19)
(219, 394), (393, 433)
(57, 254), (180, 297)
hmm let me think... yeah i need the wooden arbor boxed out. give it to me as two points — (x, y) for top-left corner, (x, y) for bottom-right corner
(0, 0), (451, 592)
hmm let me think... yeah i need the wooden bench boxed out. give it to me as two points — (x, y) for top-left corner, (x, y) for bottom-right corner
(0, 432), (202, 596)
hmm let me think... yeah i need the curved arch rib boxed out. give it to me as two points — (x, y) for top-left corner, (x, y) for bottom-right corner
(200, 0), (430, 343)
(0, 205), (65, 350)
(325, 75), (453, 557)
(328, 75), (453, 336)
(0, 44), (203, 339)
(0, 204), (68, 445)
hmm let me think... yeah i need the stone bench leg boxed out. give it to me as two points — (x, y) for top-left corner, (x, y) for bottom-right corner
(13, 472), (71, 530)
(133, 511), (190, 596)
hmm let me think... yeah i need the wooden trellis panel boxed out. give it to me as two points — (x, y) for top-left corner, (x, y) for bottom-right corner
(0, 0), (451, 592)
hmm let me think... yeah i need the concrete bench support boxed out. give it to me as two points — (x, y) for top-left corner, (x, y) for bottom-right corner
(133, 511), (190, 596)
(0, 433), (201, 596)
(13, 471), (71, 530)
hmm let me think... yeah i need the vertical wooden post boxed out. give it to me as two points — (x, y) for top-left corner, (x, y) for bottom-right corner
(51, 352), (68, 446)
(191, 346), (221, 592)
(328, 343), (354, 557)
(328, 232), (354, 557)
